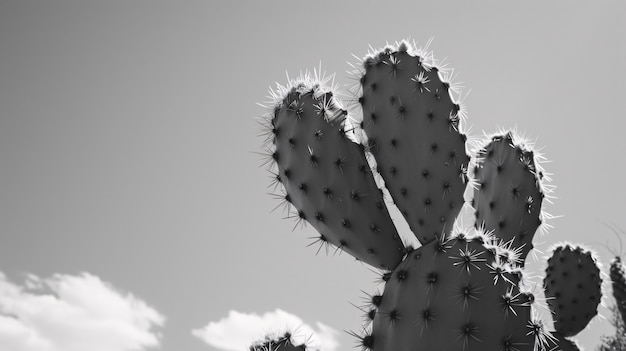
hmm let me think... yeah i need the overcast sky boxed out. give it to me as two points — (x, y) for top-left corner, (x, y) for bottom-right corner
(1, 1), (625, 351)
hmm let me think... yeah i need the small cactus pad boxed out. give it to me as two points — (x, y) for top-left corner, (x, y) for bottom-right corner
(368, 229), (538, 351)
(544, 244), (602, 337)
(472, 132), (545, 264)
(250, 332), (307, 351)
(610, 256), (626, 327)
(266, 77), (405, 269)
(358, 41), (470, 245)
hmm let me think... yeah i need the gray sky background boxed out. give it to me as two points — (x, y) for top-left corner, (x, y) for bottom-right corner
(1, 1), (625, 350)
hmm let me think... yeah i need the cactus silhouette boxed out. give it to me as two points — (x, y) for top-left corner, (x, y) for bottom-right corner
(260, 40), (601, 351)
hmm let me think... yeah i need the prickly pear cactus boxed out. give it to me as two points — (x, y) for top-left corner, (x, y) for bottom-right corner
(250, 332), (308, 351)
(259, 39), (599, 351)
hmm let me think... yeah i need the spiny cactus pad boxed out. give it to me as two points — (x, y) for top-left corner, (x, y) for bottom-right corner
(357, 43), (470, 245)
(264, 76), (405, 269)
(544, 244), (602, 337)
(609, 256), (626, 327)
(364, 228), (546, 351)
(472, 132), (546, 264)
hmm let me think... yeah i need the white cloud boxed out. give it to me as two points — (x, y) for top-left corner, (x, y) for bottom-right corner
(192, 309), (339, 351)
(0, 271), (165, 351)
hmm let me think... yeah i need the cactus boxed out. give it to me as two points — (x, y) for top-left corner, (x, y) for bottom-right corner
(250, 332), (308, 351)
(259, 40), (601, 351)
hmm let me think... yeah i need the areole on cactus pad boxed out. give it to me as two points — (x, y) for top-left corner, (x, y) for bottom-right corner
(257, 39), (602, 351)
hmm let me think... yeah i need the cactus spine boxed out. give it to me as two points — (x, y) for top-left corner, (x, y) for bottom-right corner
(260, 40), (601, 351)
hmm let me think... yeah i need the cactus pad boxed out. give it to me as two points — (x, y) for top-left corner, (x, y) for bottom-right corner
(472, 132), (546, 264)
(264, 75), (405, 269)
(544, 244), (602, 337)
(367, 229), (540, 351)
(357, 42), (470, 245)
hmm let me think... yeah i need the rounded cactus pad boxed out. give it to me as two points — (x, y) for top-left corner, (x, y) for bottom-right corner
(265, 74), (405, 270)
(366, 229), (541, 351)
(544, 244), (602, 337)
(357, 41), (470, 245)
(250, 332), (308, 351)
(472, 132), (546, 265)
(609, 256), (626, 328)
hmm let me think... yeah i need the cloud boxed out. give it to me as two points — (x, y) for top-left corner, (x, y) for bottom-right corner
(0, 271), (165, 351)
(192, 309), (339, 351)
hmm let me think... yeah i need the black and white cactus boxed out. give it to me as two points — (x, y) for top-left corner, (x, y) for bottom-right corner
(258, 40), (601, 351)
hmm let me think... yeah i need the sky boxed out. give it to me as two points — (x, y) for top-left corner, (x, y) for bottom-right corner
(1, 1), (625, 350)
